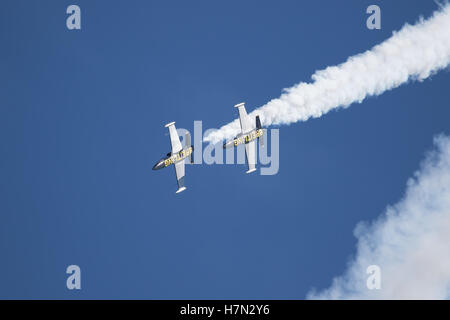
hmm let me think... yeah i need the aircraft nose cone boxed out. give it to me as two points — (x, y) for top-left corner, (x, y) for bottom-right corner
(223, 140), (234, 149)
(152, 159), (165, 170)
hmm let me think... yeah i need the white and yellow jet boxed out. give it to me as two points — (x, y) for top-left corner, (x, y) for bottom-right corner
(223, 102), (264, 174)
(152, 122), (193, 193)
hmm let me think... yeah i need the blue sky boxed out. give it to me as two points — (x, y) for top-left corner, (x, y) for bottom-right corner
(0, 1), (449, 299)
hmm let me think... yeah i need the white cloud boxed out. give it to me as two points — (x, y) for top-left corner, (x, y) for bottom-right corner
(308, 135), (450, 299)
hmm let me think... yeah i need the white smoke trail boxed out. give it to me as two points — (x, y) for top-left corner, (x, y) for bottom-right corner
(307, 134), (450, 299)
(204, 4), (450, 143)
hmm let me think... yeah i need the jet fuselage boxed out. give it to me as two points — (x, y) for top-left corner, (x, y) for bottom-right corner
(152, 146), (193, 170)
(223, 128), (263, 149)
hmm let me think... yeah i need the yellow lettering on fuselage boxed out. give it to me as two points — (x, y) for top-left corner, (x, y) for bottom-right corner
(233, 129), (263, 147)
(164, 147), (193, 167)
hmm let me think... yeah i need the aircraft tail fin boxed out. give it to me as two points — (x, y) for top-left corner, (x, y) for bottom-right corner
(256, 115), (264, 148)
(256, 115), (262, 129)
(185, 132), (194, 164)
(184, 132), (191, 148)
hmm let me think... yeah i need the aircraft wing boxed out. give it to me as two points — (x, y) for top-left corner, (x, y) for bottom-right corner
(165, 122), (182, 153)
(245, 140), (257, 174)
(165, 122), (186, 193)
(235, 103), (257, 173)
(174, 159), (186, 193)
(235, 102), (253, 134)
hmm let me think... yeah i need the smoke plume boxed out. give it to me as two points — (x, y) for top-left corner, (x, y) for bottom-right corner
(308, 135), (450, 299)
(204, 4), (450, 143)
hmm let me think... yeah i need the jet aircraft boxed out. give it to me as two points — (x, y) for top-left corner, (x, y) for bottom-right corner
(223, 102), (264, 173)
(153, 122), (193, 193)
